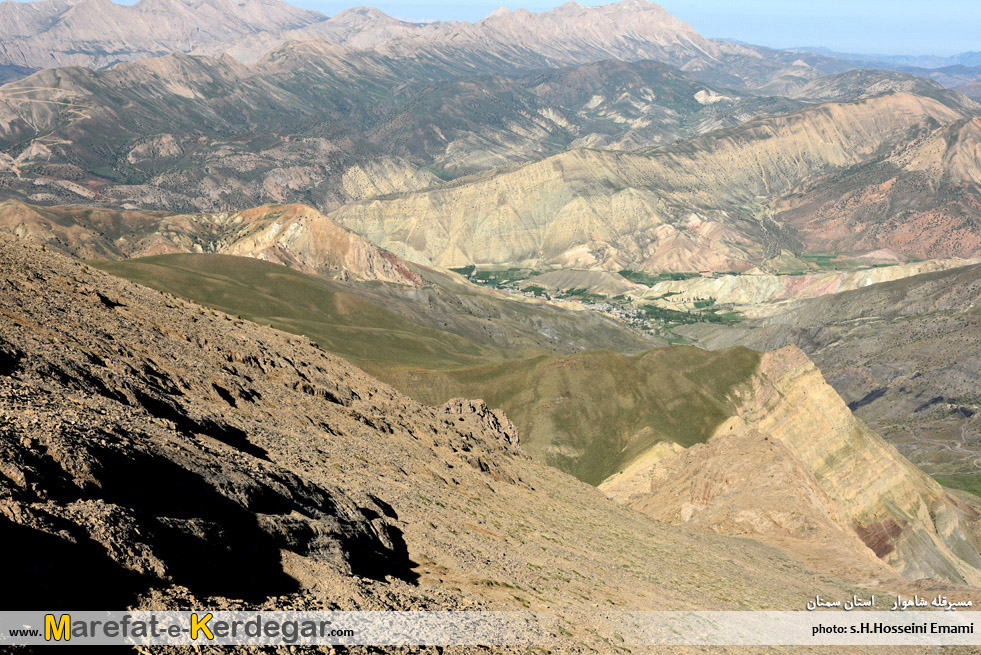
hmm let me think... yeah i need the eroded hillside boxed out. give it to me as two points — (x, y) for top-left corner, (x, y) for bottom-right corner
(773, 117), (981, 260)
(1, 232), (893, 649)
(330, 90), (979, 272)
(0, 201), (425, 284)
(603, 347), (981, 587)
(0, 47), (809, 212)
(680, 263), (981, 487)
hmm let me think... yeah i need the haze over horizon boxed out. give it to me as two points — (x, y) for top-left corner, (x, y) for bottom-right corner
(251, 0), (981, 57)
(5, 0), (974, 56)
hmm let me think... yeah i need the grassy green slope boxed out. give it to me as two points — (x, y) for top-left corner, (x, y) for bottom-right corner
(374, 346), (761, 485)
(94, 252), (763, 486)
(92, 254), (504, 369)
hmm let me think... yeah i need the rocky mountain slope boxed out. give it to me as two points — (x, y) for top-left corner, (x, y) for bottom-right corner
(0, 201), (423, 284)
(46, 204), (981, 589)
(334, 329), (981, 587)
(601, 346), (981, 587)
(772, 117), (981, 260)
(368, 59), (801, 174)
(197, 1), (918, 94)
(2, 232), (890, 640)
(330, 89), (978, 272)
(358, 0), (784, 89)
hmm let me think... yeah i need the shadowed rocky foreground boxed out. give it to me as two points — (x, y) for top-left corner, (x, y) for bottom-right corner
(3, 232), (980, 654)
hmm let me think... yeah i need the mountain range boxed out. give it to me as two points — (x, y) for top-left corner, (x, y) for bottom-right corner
(0, 0), (325, 69)
(329, 89), (980, 271)
(2, 53), (977, 269)
(1, 1), (978, 273)
(0, 50), (805, 211)
(4, 0), (981, 637)
(7, 231), (981, 606)
(793, 47), (981, 71)
(0, 0), (828, 86)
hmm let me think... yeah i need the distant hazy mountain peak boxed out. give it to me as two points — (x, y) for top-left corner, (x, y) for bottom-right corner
(0, 0), (326, 69)
(610, 0), (664, 8)
(333, 5), (396, 20)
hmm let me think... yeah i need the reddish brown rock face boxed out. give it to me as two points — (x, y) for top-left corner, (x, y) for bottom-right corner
(774, 118), (981, 261)
(0, 201), (424, 285)
(854, 519), (905, 559)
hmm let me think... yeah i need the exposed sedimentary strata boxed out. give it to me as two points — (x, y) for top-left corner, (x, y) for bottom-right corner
(329, 92), (977, 271)
(0, 233), (876, 635)
(603, 346), (981, 587)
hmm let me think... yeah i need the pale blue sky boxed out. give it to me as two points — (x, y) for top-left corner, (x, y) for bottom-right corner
(296, 0), (979, 56)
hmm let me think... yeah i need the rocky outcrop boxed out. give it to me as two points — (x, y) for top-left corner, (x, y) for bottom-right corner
(603, 345), (981, 587)
(899, 117), (981, 185)
(0, 232), (518, 608)
(737, 348), (981, 585)
(602, 426), (899, 583)
(0, 394), (416, 607)
(214, 204), (424, 284)
(440, 398), (520, 451)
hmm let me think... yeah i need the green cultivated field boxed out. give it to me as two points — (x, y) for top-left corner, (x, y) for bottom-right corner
(933, 474), (981, 498)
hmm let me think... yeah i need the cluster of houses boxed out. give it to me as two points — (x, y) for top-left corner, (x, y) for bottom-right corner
(585, 302), (651, 326)
(495, 285), (659, 328)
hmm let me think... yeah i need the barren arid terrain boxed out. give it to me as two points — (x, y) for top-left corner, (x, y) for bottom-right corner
(7, 224), (981, 653)
(0, 235), (890, 642)
(2, 0), (981, 651)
